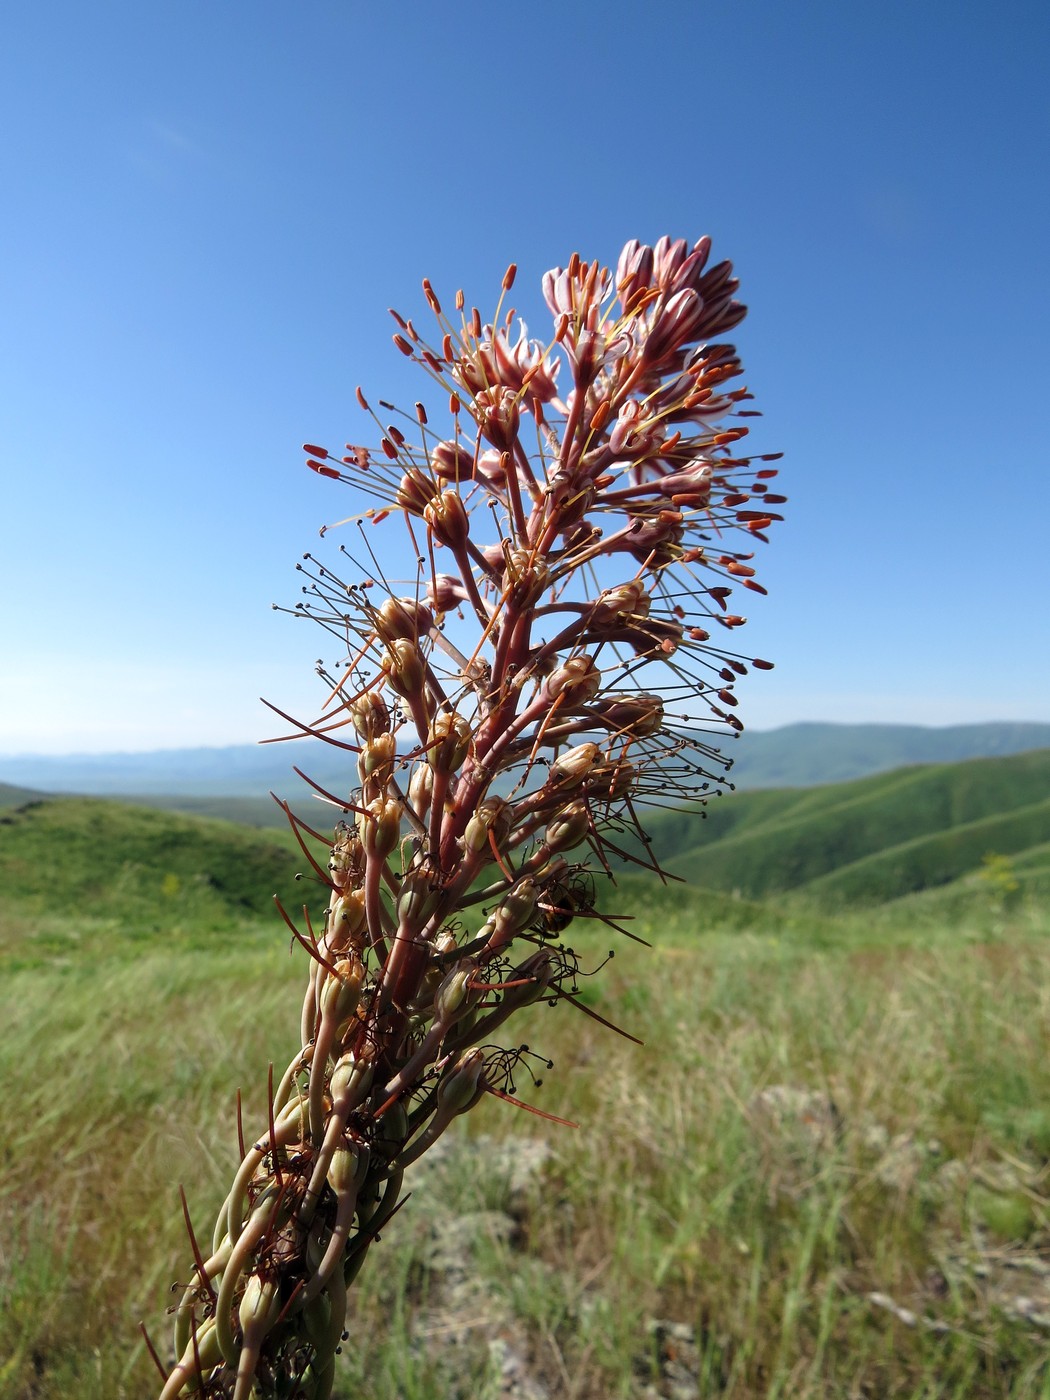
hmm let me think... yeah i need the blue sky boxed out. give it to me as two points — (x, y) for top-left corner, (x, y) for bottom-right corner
(2, 1), (1048, 754)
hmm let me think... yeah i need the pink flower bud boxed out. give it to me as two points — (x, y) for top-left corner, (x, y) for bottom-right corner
(655, 462), (712, 508)
(375, 597), (434, 642)
(546, 656), (602, 709)
(594, 693), (665, 737)
(423, 490), (470, 549)
(645, 289), (705, 368)
(652, 234), (688, 288)
(549, 742), (601, 786)
(591, 581), (651, 626)
(541, 267), (574, 317)
(479, 542), (506, 574)
(616, 238), (655, 310)
(425, 573), (467, 615)
(430, 439), (476, 482)
(476, 448), (507, 487)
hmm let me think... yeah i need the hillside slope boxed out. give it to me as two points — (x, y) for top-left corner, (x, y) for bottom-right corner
(0, 796), (303, 927)
(0, 780), (47, 807)
(622, 749), (1050, 905)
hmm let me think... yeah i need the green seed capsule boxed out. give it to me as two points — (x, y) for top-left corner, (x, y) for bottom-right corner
(427, 711), (472, 772)
(381, 1099), (410, 1147)
(328, 1141), (368, 1193)
(238, 1273), (280, 1335)
(177, 1313), (224, 1377)
(434, 960), (477, 1023)
(319, 958), (365, 1028)
(358, 731), (397, 788)
(349, 690), (391, 739)
(302, 1287), (333, 1350)
(397, 869), (441, 925)
(330, 1050), (374, 1108)
(436, 1048), (486, 1116)
(360, 796), (402, 858)
(545, 801), (590, 853)
(492, 878), (538, 937)
(327, 890), (366, 949)
(463, 796), (511, 854)
(381, 638), (425, 698)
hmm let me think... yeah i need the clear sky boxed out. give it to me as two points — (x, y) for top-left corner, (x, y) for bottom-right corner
(2, 1), (1048, 755)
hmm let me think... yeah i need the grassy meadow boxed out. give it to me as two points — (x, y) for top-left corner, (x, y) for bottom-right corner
(1, 758), (1049, 1398)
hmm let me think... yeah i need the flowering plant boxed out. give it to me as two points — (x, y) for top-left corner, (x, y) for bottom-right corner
(151, 236), (782, 1398)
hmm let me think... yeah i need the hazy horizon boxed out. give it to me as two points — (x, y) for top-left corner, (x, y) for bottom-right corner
(4, 717), (1050, 765)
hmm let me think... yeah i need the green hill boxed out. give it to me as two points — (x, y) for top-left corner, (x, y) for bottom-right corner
(0, 796), (307, 963)
(0, 780), (47, 807)
(2, 748), (1046, 974)
(619, 749), (1050, 907)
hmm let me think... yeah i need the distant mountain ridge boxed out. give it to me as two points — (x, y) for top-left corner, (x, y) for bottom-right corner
(2, 721), (1048, 807)
(2, 753), (1047, 946)
(722, 721), (1050, 788)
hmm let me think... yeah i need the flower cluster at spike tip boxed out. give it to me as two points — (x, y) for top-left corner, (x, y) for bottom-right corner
(154, 237), (784, 1400)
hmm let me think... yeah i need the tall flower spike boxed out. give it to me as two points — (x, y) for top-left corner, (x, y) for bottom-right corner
(157, 236), (781, 1398)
